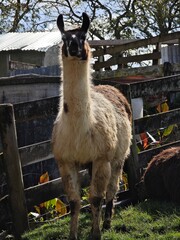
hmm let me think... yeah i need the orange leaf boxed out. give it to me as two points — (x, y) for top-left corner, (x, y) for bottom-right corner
(140, 132), (148, 149)
(39, 172), (49, 184)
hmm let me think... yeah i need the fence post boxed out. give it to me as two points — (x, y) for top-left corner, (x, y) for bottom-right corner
(118, 84), (141, 201)
(129, 85), (141, 200)
(0, 104), (28, 239)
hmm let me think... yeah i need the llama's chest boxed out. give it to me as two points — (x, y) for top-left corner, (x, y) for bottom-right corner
(52, 109), (118, 164)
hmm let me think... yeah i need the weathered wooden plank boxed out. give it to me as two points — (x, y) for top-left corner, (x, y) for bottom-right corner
(0, 145), (50, 174)
(116, 74), (180, 99)
(138, 140), (180, 169)
(124, 85), (141, 201)
(19, 140), (53, 167)
(93, 64), (164, 80)
(0, 140), (53, 171)
(14, 96), (59, 122)
(89, 39), (137, 47)
(25, 177), (63, 209)
(134, 108), (180, 134)
(0, 104), (28, 239)
(25, 170), (90, 209)
(94, 52), (161, 70)
(0, 74), (59, 86)
(93, 32), (180, 57)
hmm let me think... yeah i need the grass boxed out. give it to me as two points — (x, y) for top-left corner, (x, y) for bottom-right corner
(22, 200), (180, 240)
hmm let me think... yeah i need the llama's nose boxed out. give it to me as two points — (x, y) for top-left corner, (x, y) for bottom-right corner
(69, 39), (79, 56)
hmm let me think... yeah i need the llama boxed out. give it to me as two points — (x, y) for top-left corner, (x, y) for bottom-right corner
(139, 147), (180, 204)
(52, 13), (132, 240)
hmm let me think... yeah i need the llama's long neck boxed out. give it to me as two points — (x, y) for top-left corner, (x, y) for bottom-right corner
(62, 57), (92, 121)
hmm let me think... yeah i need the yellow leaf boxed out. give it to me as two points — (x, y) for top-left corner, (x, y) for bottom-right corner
(56, 198), (67, 215)
(162, 125), (174, 137)
(122, 172), (129, 191)
(157, 102), (169, 113)
(34, 205), (40, 214)
(161, 102), (169, 112)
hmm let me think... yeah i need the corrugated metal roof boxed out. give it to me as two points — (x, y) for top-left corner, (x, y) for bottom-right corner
(0, 32), (62, 52)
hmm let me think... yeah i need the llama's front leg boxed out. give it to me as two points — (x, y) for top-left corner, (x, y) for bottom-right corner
(58, 162), (80, 240)
(89, 160), (111, 240)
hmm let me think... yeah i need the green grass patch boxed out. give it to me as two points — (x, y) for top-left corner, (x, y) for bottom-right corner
(22, 200), (180, 240)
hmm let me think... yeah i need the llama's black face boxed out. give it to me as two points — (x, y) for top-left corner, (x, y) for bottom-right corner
(61, 29), (87, 59)
(57, 13), (90, 60)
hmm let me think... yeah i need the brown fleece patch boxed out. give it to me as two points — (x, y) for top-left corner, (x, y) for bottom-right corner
(64, 102), (69, 113)
(94, 85), (132, 122)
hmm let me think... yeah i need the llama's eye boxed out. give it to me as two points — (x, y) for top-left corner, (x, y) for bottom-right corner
(81, 34), (86, 41)
(62, 34), (66, 42)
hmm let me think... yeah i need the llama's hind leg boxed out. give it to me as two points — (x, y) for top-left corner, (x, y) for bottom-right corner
(89, 160), (111, 240)
(103, 162), (123, 230)
(58, 162), (80, 240)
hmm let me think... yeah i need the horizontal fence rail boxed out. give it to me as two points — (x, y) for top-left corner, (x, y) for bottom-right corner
(94, 52), (161, 71)
(134, 108), (180, 134)
(14, 96), (59, 122)
(116, 74), (180, 98)
(25, 169), (90, 209)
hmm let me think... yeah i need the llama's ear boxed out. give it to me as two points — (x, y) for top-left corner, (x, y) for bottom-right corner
(57, 14), (65, 33)
(81, 12), (90, 33)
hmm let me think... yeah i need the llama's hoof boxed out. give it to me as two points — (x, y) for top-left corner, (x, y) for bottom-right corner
(69, 234), (77, 240)
(89, 235), (101, 240)
(89, 229), (101, 240)
(102, 219), (111, 230)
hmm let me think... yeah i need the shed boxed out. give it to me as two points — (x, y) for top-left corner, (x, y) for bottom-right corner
(0, 32), (61, 77)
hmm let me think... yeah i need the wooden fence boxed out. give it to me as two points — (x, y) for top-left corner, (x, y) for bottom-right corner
(89, 31), (180, 71)
(0, 74), (180, 239)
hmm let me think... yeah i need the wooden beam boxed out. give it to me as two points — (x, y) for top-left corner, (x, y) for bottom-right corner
(124, 85), (141, 201)
(19, 140), (52, 167)
(14, 96), (59, 122)
(116, 74), (180, 99)
(25, 170), (90, 209)
(0, 74), (59, 86)
(94, 52), (161, 70)
(134, 108), (180, 134)
(93, 32), (180, 57)
(0, 143), (52, 178)
(0, 104), (29, 239)
(0, 140), (53, 170)
(89, 39), (137, 47)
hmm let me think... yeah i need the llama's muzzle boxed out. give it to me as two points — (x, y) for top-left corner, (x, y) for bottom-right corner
(69, 39), (79, 57)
